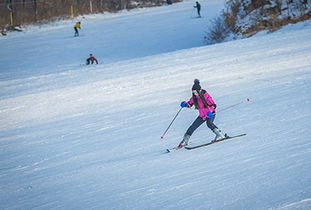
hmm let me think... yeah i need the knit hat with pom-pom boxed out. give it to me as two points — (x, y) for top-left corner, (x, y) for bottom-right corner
(192, 79), (201, 91)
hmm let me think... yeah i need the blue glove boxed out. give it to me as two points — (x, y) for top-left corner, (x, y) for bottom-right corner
(180, 101), (188, 108)
(207, 111), (213, 118)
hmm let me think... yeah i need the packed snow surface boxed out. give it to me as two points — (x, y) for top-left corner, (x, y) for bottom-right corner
(0, 0), (311, 209)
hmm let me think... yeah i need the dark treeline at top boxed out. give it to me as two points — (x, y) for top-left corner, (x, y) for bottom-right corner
(0, 0), (178, 30)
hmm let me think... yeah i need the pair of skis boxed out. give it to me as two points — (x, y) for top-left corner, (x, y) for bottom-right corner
(166, 134), (246, 153)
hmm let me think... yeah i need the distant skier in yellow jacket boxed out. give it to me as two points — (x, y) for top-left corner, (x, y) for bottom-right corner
(74, 21), (81, 37)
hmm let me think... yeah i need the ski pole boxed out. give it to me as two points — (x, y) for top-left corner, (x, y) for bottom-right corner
(190, 7), (196, 18)
(218, 98), (250, 113)
(161, 107), (183, 139)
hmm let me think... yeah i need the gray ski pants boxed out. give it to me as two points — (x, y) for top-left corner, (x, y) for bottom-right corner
(185, 114), (217, 136)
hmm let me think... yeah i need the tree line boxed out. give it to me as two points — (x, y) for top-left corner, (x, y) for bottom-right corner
(0, 0), (177, 31)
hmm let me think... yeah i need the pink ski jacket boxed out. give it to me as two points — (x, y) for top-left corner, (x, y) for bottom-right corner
(186, 90), (216, 118)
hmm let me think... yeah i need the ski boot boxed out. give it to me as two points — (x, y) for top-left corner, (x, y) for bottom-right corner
(212, 128), (226, 142)
(177, 134), (190, 148)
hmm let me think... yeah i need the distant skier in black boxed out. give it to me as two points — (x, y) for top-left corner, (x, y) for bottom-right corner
(194, 1), (201, 18)
(86, 54), (98, 65)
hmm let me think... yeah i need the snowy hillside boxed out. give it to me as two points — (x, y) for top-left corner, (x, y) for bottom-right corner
(1, 0), (311, 209)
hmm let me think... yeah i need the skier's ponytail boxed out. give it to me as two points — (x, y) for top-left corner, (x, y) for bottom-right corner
(192, 89), (208, 109)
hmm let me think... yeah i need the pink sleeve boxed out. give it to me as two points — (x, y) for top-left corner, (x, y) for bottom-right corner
(187, 97), (193, 106)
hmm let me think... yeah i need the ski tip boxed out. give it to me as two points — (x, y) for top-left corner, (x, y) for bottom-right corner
(166, 148), (175, 153)
(226, 133), (247, 139)
(166, 147), (181, 153)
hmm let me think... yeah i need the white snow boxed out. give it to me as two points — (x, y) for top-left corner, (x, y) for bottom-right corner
(1, 0), (311, 209)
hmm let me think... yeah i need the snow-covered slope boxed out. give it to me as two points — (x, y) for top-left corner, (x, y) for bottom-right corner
(0, 0), (224, 81)
(1, 0), (311, 209)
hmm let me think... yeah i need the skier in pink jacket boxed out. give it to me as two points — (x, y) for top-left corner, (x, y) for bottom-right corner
(178, 79), (226, 148)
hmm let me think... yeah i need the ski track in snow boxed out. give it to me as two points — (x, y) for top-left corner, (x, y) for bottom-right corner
(1, 0), (311, 209)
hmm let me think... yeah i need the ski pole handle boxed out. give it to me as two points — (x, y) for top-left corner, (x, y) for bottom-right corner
(161, 107), (183, 139)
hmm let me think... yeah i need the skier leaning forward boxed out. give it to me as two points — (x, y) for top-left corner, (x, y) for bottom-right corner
(178, 79), (226, 148)
(74, 21), (81, 36)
